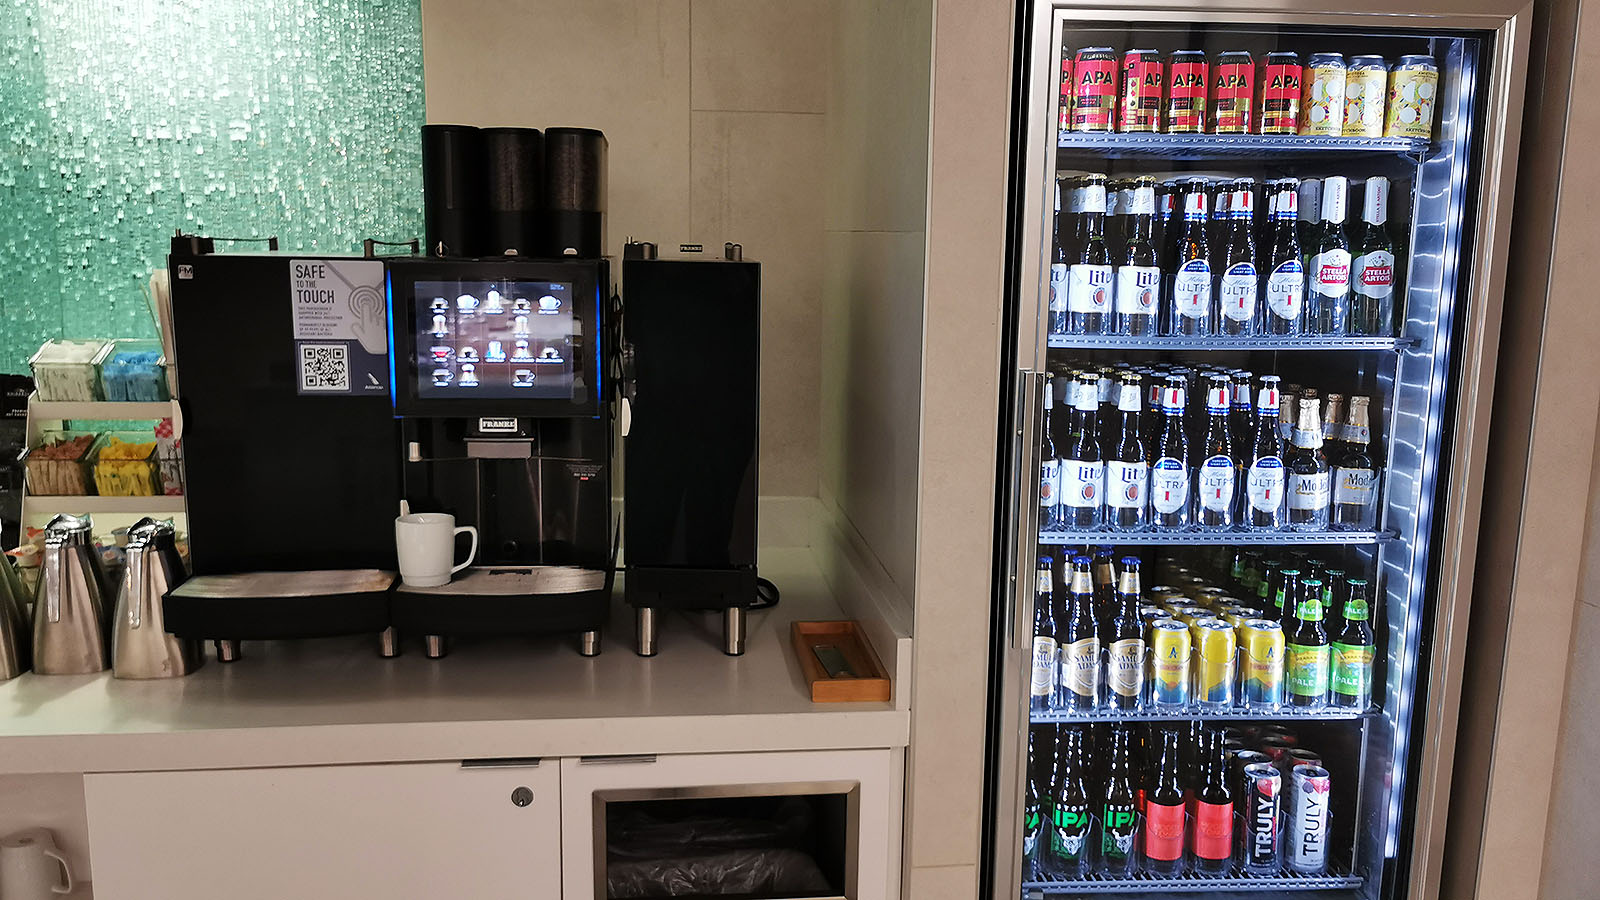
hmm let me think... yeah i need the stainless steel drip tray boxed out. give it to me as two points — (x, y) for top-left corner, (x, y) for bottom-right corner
(395, 566), (606, 597)
(163, 570), (395, 641)
(173, 569), (397, 599)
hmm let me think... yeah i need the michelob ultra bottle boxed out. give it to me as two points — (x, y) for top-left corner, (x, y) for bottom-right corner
(1262, 179), (1306, 334)
(1151, 378), (1193, 530)
(1243, 377), (1287, 529)
(1167, 180), (1214, 336)
(1194, 376), (1237, 530)
(1218, 178), (1259, 335)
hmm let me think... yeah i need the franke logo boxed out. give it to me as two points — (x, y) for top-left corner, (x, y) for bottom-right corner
(478, 417), (519, 433)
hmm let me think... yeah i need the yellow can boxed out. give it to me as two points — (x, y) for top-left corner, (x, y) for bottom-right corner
(1300, 53), (1347, 136)
(1385, 55), (1439, 139)
(1242, 619), (1286, 708)
(1194, 587), (1228, 608)
(1343, 56), (1388, 137)
(1196, 619), (1238, 707)
(1151, 619), (1192, 708)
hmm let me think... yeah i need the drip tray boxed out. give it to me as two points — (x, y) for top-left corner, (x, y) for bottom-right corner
(391, 565), (611, 636)
(163, 569), (395, 640)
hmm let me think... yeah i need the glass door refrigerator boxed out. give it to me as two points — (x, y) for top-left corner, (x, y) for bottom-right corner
(986, 3), (1528, 899)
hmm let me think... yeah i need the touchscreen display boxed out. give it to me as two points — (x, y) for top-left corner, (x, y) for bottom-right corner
(412, 279), (580, 400)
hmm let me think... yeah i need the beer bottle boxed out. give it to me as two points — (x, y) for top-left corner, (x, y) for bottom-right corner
(1278, 383), (1299, 443)
(1195, 375), (1238, 530)
(1332, 395), (1378, 529)
(1142, 369), (1166, 453)
(1092, 546), (1117, 624)
(1142, 728), (1187, 877)
(1309, 175), (1352, 335)
(1286, 580), (1330, 708)
(1193, 728), (1236, 874)
(1321, 392), (1348, 461)
(1160, 180), (1183, 272)
(1263, 180), (1306, 335)
(1049, 725), (1093, 877)
(1297, 176), (1322, 251)
(1229, 370), (1255, 453)
(1286, 393), (1331, 529)
(1049, 177), (1072, 336)
(1330, 579), (1376, 709)
(1219, 178), (1260, 335)
(1040, 373), (1065, 531)
(1105, 558), (1145, 710)
(1275, 568), (1303, 632)
(1099, 726), (1139, 876)
(1208, 180), (1229, 253)
(1168, 179), (1215, 336)
(1104, 178), (1124, 253)
(1061, 374), (1105, 528)
(1105, 375), (1150, 532)
(1257, 558), (1282, 610)
(1151, 377), (1192, 530)
(1067, 175), (1114, 335)
(1244, 377), (1287, 530)
(1096, 365), (1119, 454)
(1322, 568), (1348, 635)
(1058, 557), (1101, 711)
(1351, 176), (1396, 336)
(1115, 176), (1162, 336)
(1030, 556), (1059, 713)
(1024, 726), (1048, 878)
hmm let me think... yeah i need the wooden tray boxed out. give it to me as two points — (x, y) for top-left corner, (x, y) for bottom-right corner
(790, 620), (891, 703)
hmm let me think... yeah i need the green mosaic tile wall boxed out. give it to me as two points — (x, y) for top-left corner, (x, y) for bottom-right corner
(0, 0), (424, 374)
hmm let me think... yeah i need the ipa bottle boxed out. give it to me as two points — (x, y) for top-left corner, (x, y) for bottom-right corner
(1061, 374), (1105, 528)
(1105, 558), (1146, 710)
(1024, 727), (1047, 878)
(1049, 725), (1093, 877)
(1168, 179), (1215, 336)
(1115, 175), (1163, 335)
(1286, 393), (1331, 529)
(1332, 394), (1379, 529)
(1193, 728), (1236, 874)
(1143, 729), (1188, 877)
(1105, 375), (1150, 531)
(1244, 377), (1287, 530)
(1263, 179), (1306, 334)
(1351, 176), (1396, 336)
(1049, 178), (1072, 336)
(1067, 174), (1115, 335)
(1219, 178), (1260, 335)
(1058, 557), (1102, 711)
(1330, 579), (1376, 709)
(1286, 581), (1331, 708)
(1151, 377), (1193, 530)
(1195, 376), (1238, 530)
(1100, 726), (1140, 876)
(1309, 175), (1352, 335)
(1040, 374), (1064, 531)
(1030, 556), (1059, 713)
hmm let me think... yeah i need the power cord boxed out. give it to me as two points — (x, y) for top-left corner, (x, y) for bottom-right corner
(750, 576), (780, 610)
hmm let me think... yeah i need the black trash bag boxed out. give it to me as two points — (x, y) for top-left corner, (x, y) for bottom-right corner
(605, 798), (832, 897)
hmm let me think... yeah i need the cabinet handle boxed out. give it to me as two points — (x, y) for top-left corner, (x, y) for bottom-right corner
(578, 754), (658, 766)
(461, 757), (543, 769)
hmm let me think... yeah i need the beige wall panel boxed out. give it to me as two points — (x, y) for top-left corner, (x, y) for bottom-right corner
(905, 863), (980, 900)
(1542, 567), (1600, 900)
(691, 0), (830, 114)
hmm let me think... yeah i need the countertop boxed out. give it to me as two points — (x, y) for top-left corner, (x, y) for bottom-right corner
(0, 548), (908, 775)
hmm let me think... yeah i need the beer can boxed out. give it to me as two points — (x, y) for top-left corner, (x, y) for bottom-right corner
(1151, 619), (1192, 708)
(1287, 748), (1323, 774)
(1121, 49), (1163, 132)
(1242, 762), (1284, 874)
(1058, 45), (1075, 132)
(1196, 619), (1238, 707)
(1259, 734), (1294, 763)
(1218, 607), (1250, 629)
(1165, 50), (1208, 133)
(1289, 765), (1332, 874)
(1300, 53), (1347, 136)
(1140, 607), (1171, 629)
(1211, 50), (1254, 133)
(1242, 619), (1286, 708)
(1194, 587), (1228, 608)
(1343, 55), (1388, 137)
(1385, 55), (1439, 140)
(1072, 47), (1119, 133)
(1258, 51), (1302, 134)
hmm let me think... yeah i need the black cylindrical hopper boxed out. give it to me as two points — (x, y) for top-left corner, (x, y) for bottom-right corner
(542, 127), (607, 258)
(422, 124), (484, 257)
(481, 127), (543, 256)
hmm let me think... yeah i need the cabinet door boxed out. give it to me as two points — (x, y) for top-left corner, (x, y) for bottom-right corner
(85, 760), (559, 900)
(561, 749), (895, 900)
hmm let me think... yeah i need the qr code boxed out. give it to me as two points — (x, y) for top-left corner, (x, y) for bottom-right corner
(299, 343), (350, 392)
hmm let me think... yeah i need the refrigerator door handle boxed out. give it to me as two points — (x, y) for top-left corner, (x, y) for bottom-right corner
(1007, 369), (1046, 650)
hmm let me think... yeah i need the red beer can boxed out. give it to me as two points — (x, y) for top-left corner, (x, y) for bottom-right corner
(1258, 51), (1302, 134)
(1165, 50), (1208, 133)
(1211, 50), (1255, 134)
(1058, 43), (1075, 132)
(1072, 47), (1118, 132)
(1120, 49), (1164, 132)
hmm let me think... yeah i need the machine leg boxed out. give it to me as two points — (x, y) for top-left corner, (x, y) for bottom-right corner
(579, 630), (602, 657)
(424, 634), (448, 659)
(214, 640), (242, 663)
(378, 626), (400, 658)
(722, 606), (746, 657)
(635, 607), (658, 657)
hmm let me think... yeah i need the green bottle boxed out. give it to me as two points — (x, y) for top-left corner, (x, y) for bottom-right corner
(1331, 580), (1375, 709)
(1285, 579), (1329, 708)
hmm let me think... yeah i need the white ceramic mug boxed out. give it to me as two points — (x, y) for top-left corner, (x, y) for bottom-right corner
(0, 828), (73, 899)
(395, 513), (478, 587)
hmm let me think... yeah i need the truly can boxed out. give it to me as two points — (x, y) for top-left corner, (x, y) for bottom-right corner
(1289, 765), (1332, 874)
(1072, 47), (1119, 132)
(1343, 55), (1388, 137)
(1258, 51), (1302, 134)
(1151, 619), (1192, 708)
(1121, 48), (1163, 132)
(1260, 735), (1294, 763)
(1242, 619), (1286, 708)
(1287, 748), (1323, 775)
(1196, 619), (1238, 707)
(1211, 50), (1254, 133)
(1300, 53), (1347, 136)
(1243, 762), (1284, 874)
(1385, 54), (1440, 140)
(1058, 43), (1075, 132)
(1165, 50), (1208, 133)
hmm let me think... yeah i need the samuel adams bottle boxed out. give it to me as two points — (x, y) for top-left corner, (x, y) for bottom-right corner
(1167, 179), (1214, 336)
(1058, 558), (1102, 711)
(1066, 175), (1115, 335)
(1105, 559), (1146, 710)
(1030, 556), (1059, 713)
(1115, 176), (1162, 335)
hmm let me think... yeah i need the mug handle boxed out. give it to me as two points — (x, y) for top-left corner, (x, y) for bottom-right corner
(44, 844), (73, 894)
(452, 526), (479, 575)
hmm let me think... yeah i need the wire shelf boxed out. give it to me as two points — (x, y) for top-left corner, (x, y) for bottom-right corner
(1056, 131), (1430, 160)
(1038, 529), (1392, 546)
(1030, 706), (1378, 725)
(1046, 335), (1410, 351)
(1024, 867), (1363, 895)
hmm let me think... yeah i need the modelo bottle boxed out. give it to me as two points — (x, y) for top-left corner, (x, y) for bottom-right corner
(1104, 374), (1149, 531)
(1285, 392), (1331, 529)
(1115, 176), (1162, 335)
(1262, 179), (1306, 334)
(1194, 376), (1238, 530)
(1218, 178), (1259, 335)
(1167, 179), (1214, 336)
(1150, 377), (1193, 530)
(1066, 174), (1114, 335)
(1331, 394), (1379, 529)
(1308, 175), (1352, 335)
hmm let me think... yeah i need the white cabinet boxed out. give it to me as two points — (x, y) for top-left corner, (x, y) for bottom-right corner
(84, 760), (559, 900)
(560, 749), (897, 900)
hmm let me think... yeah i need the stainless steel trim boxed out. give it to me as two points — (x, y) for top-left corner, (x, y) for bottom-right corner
(723, 605), (746, 656)
(577, 754), (658, 766)
(635, 606), (657, 656)
(1007, 371), (1045, 651)
(460, 757), (542, 769)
